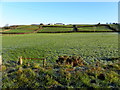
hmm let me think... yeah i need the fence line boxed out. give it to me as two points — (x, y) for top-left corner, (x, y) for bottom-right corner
(18, 56), (46, 68)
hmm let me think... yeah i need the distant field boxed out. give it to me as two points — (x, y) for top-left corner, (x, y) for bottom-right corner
(38, 26), (112, 33)
(78, 26), (112, 31)
(16, 25), (39, 30)
(109, 24), (119, 31)
(3, 29), (35, 33)
(2, 25), (39, 33)
(38, 27), (73, 32)
(1, 24), (117, 34)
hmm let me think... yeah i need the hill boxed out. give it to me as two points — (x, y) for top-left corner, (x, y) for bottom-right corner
(1, 24), (119, 34)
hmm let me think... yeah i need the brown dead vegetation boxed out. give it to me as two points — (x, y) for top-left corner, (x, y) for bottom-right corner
(56, 56), (85, 67)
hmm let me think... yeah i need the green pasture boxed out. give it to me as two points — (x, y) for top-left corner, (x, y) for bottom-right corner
(2, 33), (118, 64)
(109, 24), (119, 31)
(2, 25), (39, 33)
(39, 27), (73, 32)
(3, 29), (34, 33)
(2, 33), (119, 88)
(78, 26), (112, 31)
(38, 26), (112, 32)
(1, 24), (117, 34)
(1, 24), (119, 89)
(16, 25), (39, 30)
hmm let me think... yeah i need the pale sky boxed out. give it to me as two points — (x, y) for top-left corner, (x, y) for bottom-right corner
(0, 1), (119, 27)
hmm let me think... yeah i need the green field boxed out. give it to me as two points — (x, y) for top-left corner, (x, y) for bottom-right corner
(16, 25), (39, 30)
(39, 26), (113, 32)
(109, 24), (119, 31)
(38, 27), (73, 32)
(2, 25), (39, 33)
(3, 29), (35, 33)
(78, 26), (112, 31)
(1, 32), (120, 88)
(1, 24), (117, 34)
(2, 33), (118, 63)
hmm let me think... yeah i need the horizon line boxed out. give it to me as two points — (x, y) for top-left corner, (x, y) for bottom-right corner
(0, 22), (118, 27)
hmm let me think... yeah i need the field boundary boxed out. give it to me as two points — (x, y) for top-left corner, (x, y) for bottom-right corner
(0, 24), (119, 35)
(38, 31), (120, 33)
(38, 24), (119, 33)
(0, 29), (12, 32)
(0, 26), (42, 35)
(18, 56), (46, 68)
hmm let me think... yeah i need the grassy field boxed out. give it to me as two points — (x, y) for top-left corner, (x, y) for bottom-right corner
(3, 29), (35, 33)
(1, 24), (117, 34)
(109, 24), (119, 31)
(1, 33), (119, 88)
(2, 33), (118, 63)
(38, 26), (112, 33)
(39, 26), (113, 32)
(16, 25), (39, 30)
(38, 27), (73, 32)
(2, 25), (39, 33)
(78, 26), (112, 31)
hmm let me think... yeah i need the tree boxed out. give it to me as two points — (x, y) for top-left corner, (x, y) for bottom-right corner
(97, 22), (100, 25)
(40, 23), (44, 25)
(3, 24), (10, 29)
(39, 23), (44, 28)
(106, 22), (108, 24)
(73, 25), (78, 32)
